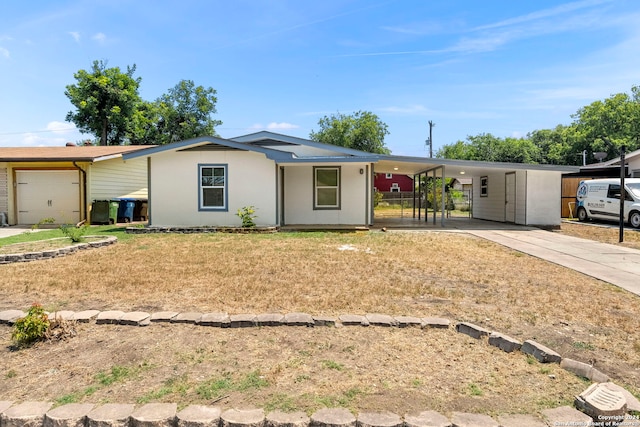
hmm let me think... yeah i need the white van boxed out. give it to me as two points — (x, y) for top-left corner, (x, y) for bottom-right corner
(575, 178), (640, 228)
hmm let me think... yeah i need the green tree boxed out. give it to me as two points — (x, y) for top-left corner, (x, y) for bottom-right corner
(65, 60), (142, 146)
(309, 111), (391, 154)
(572, 86), (640, 158)
(153, 80), (222, 145)
(436, 133), (540, 163)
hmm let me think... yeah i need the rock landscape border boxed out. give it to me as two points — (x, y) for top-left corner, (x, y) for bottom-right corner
(1, 309), (639, 426)
(0, 236), (117, 264)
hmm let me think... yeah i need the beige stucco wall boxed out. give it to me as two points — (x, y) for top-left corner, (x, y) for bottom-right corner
(472, 169), (562, 226)
(282, 163), (370, 225)
(472, 171), (507, 222)
(148, 149), (278, 227)
(629, 156), (640, 177)
(525, 170), (562, 226)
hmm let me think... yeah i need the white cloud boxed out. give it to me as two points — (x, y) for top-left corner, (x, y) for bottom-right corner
(267, 122), (299, 130)
(20, 133), (68, 147)
(46, 121), (76, 133)
(92, 32), (107, 44)
(472, 0), (611, 31)
(382, 20), (448, 36)
(247, 122), (300, 131)
(0, 47), (9, 59)
(69, 31), (80, 43)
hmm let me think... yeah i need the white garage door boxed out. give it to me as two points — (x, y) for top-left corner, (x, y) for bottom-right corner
(16, 170), (80, 225)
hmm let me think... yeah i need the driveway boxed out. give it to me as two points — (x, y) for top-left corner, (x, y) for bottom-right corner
(0, 226), (44, 239)
(467, 228), (640, 297)
(375, 216), (640, 297)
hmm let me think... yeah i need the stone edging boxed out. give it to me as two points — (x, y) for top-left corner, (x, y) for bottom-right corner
(0, 403), (605, 427)
(1, 310), (639, 423)
(125, 226), (278, 234)
(0, 236), (117, 265)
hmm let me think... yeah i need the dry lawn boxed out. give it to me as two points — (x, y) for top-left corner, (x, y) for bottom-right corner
(1, 226), (640, 416)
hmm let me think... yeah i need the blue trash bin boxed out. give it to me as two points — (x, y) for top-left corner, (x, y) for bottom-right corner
(117, 198), (136, 223)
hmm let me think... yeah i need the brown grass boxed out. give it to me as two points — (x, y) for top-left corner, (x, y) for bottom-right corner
(1, 226), (639, 415)
(557, 221), (640, 250)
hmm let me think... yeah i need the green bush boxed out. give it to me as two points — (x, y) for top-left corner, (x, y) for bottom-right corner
(60, 224), (88, 243)
(12, 303), (50, 346)
(236, 206), (257, 228)
(373, 191), (383, 207)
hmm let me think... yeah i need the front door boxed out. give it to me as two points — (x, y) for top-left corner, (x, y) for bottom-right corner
(505, 172), (516, 223)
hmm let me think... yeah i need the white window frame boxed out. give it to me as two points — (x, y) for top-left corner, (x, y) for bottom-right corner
(385, 173), (393, 179)
(199, 164), (228, 211)
(314, 166), (341, 210)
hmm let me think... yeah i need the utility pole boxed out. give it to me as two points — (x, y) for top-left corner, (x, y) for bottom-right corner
(427, 120), (435, 158)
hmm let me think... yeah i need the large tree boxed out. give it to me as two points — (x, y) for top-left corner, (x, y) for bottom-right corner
(65, 60), (142, 146)
(437, 84), (640, 166)
(572, 85), (640, 157)
(436, 133), (540, 163)
(310, 111), (391, 154)
(153, 80), (222, 145)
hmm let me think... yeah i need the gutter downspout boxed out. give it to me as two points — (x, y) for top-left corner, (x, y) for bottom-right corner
(73, 162), (88, 224)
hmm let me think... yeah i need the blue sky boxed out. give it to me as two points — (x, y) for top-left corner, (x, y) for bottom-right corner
(1, 0), (639, 156)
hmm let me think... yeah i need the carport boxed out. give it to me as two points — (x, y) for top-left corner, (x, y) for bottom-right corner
(373, 155), (579, 228)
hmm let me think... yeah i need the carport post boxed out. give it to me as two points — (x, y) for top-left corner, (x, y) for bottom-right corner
(441, 166), (446, 227)
(619, 145), (626, 243)
(413, 173), (417, 219)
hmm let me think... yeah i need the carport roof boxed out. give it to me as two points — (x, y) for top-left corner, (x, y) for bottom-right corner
(375, 154), (580, 177)
(0, 145), (154, 162)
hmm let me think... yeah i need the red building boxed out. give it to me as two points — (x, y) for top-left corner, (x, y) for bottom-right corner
(374, 173), (414, 192)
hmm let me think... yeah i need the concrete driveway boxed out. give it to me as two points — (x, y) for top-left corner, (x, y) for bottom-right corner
(375, 216), (640, 297)
(467, 228), (640, 297)
(0, 226), (44, 239)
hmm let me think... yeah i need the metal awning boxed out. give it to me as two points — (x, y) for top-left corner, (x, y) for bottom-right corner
(374, 155), (579, 177)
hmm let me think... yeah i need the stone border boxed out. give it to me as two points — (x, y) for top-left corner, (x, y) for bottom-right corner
(2, 310), (639, 422)
(0, 236), (117, 265)
(125, 226), (278, 234)
(0, 402), (601, 427)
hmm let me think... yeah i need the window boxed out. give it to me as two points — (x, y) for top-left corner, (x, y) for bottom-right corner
(480, 176), (488, 197)
(390, 183), (400, 192)
(314, 166), (340, 209)
(199, 164), (227, 210)
(607, 184), (621, 199)
(385, 173), (393, 179)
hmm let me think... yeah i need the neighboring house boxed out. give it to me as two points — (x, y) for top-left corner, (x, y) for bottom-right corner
(374, 173), (413, 192)
(0, 145), (152, 225)
(449, 177), (472, 194)
(123, 131), (578, 228)
(583, 147), (640, 178)
(560, 148), (640, 218)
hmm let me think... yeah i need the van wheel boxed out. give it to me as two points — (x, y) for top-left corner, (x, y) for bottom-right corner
(577, 207), (589, 222)
(629, 211), (640, 229)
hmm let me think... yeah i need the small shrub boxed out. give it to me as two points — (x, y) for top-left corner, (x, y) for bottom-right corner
(373, 191), (383, 207)
(236, 206), (257, 228)
(60, 224), (88, 243)
(31, 217), (55, 231)
(12, 303), (50, 346)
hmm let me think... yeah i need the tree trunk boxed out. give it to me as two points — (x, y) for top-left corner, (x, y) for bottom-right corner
(101, 117), (108, 146)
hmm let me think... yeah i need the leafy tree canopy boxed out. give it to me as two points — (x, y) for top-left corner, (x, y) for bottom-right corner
(310, 111), (391, 154)
(66, 61), (222, 145)
(437, 84), (640, 165)
(65, 60), (142, 146)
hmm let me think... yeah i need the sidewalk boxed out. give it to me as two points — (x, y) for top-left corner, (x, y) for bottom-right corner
(467, 228), (640, 297)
